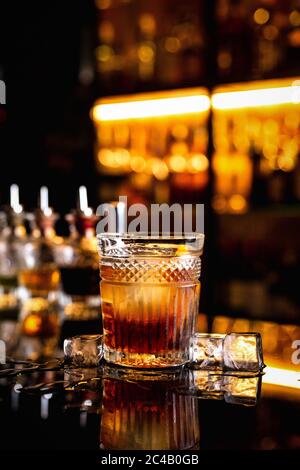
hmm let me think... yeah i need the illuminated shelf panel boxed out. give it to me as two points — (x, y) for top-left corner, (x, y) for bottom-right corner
(212, 77), (300, 214)
(91, 78), (300, 208)
(91, 88), (210, 194)
(93, 89), (210, 121)
(212, 77), (300, 110)
(263, 367), (300, 392)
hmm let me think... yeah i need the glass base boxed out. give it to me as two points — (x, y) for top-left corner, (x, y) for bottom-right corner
(104, 346), (189, 369)
(102, 363), (184, 382)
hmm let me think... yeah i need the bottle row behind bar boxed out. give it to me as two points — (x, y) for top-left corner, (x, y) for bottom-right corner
(0, 185), (101, 360)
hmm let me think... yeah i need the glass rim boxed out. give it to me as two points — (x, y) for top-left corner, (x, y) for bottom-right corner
(97, 232), (205, 241)
(193, 333), (225, 338)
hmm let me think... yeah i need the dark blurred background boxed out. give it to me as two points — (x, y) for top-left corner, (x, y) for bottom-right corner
(1, 0), (300, 323)
(1, 1), (98, 210)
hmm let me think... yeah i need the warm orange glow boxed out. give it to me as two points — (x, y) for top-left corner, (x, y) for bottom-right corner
(212, 78), (300, 110)
(130, 155), (146, 173)
(14, 225), (26, 238)
(98, 149), (131, 169)
(278, 155), (296, 172)
(0, 293), (18, 309)
(213, 78), (300, 207)
(289, 29), (300, 47)
(92, 88), (210, 122)
(253, 8), (270, 25)
(95, 0), (112, 10)
(171, 124), (189, 140)
(168, 154), (186, 173)
(263, 366), (300, 390)
(212, 195), (228, 213)
(23, 313), (42, 336)
(228, 194), (247, 213)
(92, 88), (210, 178)
(151, 160), (169, 180)
(290, 10), (300, 27)
(187, 154), (209, 173)
(212, 152), (252, 213)
(165, 36), (181, 53)
(139, 13), (156, 35)
(263, 25), (278, 41)
(138, 44), (155, 63)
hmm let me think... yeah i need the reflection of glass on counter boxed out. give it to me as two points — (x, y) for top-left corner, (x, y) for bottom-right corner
(100, 374), (200, 450)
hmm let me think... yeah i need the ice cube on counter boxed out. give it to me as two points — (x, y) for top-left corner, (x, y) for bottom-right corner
(189, 333), (224, 369)
(223, 333), (264, 373)
(64, 334), (103, 368)
(190, 332), (265, 374)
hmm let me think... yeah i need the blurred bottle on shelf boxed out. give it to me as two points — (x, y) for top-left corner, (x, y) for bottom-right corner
(54, 187), (100, 342)
(0, 212), (19, 318)
(0, 185), (27, 318)
(12, 187), (62, 359)
(16, 187), (60, 300)
(213, 77), (300, 211)
(18, 297), (60, 360)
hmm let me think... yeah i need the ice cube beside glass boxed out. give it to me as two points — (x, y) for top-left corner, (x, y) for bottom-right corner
(223, 333), (264, 373)
(189, 333), (225, 369)
(64, 334), (103, 368)
(190, 332), (265, 374)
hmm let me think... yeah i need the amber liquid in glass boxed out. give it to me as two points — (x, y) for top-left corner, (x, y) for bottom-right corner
(101, 264), (200, 368)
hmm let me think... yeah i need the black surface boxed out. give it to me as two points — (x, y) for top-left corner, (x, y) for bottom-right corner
(0, 363), (299, 452)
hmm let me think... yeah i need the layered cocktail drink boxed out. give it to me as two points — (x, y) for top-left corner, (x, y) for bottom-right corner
(98, 234), (204, 368)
